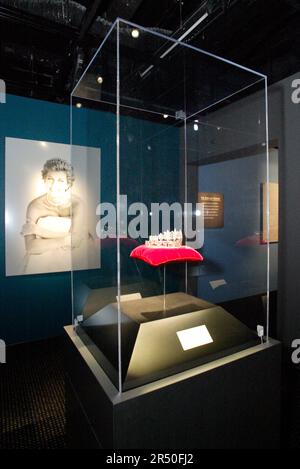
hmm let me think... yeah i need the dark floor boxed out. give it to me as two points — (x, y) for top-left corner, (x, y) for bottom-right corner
(0, 338), (66, 449)
(0, 337), (300, 449)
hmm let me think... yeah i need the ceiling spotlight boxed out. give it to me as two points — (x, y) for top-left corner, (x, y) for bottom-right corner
(97, 76), (103, 84)
(163, 114), (169, 119)
(194, 123), (199, 131)
(131, 29), (140, 39)
(76, 102), (82, 109)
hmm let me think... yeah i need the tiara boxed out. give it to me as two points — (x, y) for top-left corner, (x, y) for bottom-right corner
(145, 229), (183, 248)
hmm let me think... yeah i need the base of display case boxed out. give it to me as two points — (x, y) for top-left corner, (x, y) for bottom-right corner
(64, 326), (281, 449)
(76, 292), (261, 390)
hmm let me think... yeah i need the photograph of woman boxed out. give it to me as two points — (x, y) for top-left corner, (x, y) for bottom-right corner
(21, 158), (87, 274)
(5, 137), (101, 276)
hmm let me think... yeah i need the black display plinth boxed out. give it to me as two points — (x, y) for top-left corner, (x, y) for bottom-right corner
(64, 326), (281, 449)
(76, 293), (260, 390)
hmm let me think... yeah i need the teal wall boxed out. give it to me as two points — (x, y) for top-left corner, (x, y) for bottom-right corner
(0, 95), (71, 344)
(0, 94), (117, 344)
(0, 94), (180, 345)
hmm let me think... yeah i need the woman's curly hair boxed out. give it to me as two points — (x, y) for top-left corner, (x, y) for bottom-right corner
(41, 158), (75, 186)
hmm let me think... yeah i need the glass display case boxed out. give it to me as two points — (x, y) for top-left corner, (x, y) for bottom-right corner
(70, 18), (270, 393)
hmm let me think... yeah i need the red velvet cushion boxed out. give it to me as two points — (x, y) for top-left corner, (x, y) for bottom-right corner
(130, 245), (204, 267)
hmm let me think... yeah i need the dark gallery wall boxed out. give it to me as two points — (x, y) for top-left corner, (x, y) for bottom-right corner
(276, 72), (300, 348)
(198, 150), (278, 304)
(183, 83), (278, 308)
(185, 71), (300, 348)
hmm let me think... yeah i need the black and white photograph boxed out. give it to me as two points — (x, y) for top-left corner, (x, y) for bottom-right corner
(5, 137), (101, 275)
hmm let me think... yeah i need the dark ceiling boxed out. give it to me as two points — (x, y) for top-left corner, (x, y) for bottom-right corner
(0, 0), (299, 104)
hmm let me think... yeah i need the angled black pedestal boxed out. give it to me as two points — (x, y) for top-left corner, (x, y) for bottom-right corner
(76, 292), (260, 390)
(65, 326), (281, 449)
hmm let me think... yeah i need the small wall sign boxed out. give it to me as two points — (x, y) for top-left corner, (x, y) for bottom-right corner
(198, 192), (224, 229)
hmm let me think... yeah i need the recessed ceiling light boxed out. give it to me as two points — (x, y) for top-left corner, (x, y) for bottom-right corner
(163, 114), (169, 119)
(76, 103), (82, 108)
(131, 29), (140, 39)
(97, 76), (103, 84)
